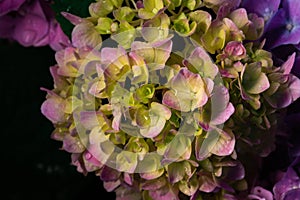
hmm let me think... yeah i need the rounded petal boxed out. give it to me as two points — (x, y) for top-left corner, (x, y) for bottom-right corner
(41, 96), (66, 123)
(13, 13), (49, 47)
(72, 22), (102, 48)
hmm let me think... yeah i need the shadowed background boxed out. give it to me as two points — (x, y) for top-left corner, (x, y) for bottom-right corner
(1, 40), (115, 199)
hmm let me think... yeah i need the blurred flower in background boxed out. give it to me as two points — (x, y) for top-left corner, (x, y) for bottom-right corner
(0, 0), (70, 51)
(241, 0), (300, 75)
(241, 1), (300, 199)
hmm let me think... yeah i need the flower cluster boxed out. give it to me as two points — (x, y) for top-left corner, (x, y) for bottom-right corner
(241, 0), (300, 198)
(41, 0), (300, 199)
(0, 0), (70, 51)
(242, 0), (300, 76)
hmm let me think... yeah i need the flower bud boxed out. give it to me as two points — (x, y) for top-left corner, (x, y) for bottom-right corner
(224, 41), (246, 61)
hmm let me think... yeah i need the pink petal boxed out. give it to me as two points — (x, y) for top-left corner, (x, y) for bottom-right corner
(13, 13), (49, 47)
(49, 21), (71, 51)
(281, 53), (296, 75)
(211, 129), (235, 156)
(162, 90), (182, 111)
(41, 96), (65, 123)
(61, 12), (84, 25)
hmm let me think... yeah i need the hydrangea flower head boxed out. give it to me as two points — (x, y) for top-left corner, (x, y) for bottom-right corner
(41, 0), (300, 199)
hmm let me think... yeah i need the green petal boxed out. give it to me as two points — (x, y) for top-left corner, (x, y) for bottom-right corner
(195, 130), (218, 161)
(116, 151), (138, 173)
(184, 47), (218, 79)
(189, 10), (211, 35)
(113, 6), (135, 22)
(140, 168), (165, 180)
(163, 68), (208, 112)
(135, 84), (155, 103)
(135, 107), (151, 128)
(142, 13), (170, 42)
(167, 161), (191, 183)
(184, 0), (197, 10)
(164, 134), (192, 162)
(95, 17), (114, 34)
(112, 21), (136, 49)
(110, 0), (123, 7)
(178, 174), (199, 196)
(242, 62), (270, 94)
(89, 0), (114, 17)
(72, 22), (102, 48)
(150, 102), (172, 119)
(201, 21), (226, 54)
(144, 0), (164, 14)
(228, 8), (249, 29)
(170, 0), (182, 7)
(138, 9), (156, 19)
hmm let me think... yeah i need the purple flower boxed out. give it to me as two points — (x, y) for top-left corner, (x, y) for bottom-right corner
(241, 0), (280, 21)
(0, 0), (26, 16)
(0, 0), (70, 51)
(40, 88), (66, 124)
(0, 14), (16, 38)
(248, 186), (273, 200)
(48, 21), (72, 52)
(13, 1), (50, 47)
(264, 0), (300, 49)
(273, 157), (300, 200)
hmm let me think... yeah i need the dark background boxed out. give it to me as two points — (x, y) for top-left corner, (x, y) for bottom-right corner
(1, 40), (115, 199)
